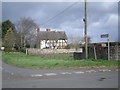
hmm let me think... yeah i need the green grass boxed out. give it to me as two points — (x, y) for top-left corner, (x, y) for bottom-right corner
(38, 53), (74, 60)
(0, 51), (2, 61)
(2, 52), (120, 69)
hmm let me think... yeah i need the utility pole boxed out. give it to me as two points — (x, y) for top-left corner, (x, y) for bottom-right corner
(84, 0), (88, 59)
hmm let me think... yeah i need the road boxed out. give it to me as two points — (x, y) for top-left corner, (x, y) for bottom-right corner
(1, 61), (119, 88)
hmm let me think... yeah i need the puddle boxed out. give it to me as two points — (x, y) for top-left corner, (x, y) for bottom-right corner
(97, 77), (106, 81)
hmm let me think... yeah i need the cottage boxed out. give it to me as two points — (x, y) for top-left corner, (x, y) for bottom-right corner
(36, 29), (67, 49)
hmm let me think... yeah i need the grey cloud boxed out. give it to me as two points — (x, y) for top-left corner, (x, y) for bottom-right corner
(118, 2), (120, 42)
(88, 13), (118, 42)
(2, 2), (118, 43)
(88, 2), (118, 23)
(0, 2), (2, 22)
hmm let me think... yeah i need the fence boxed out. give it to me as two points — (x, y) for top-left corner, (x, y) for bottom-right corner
(74, 46), (120, 60)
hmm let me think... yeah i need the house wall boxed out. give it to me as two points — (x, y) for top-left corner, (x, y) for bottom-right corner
(41, 40), (46, 49)
(40, 40), (67, 49)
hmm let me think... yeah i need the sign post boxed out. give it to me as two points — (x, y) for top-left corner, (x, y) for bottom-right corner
(107, 37), (110, 60)
(101, 34), (110, 60)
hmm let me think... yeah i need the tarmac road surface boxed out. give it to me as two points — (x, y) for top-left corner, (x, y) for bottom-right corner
(1, 61), (119, 88)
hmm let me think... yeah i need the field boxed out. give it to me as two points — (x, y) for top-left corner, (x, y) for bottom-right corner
(2, 52), (120, 69)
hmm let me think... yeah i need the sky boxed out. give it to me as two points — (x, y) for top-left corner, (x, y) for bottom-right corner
(2, 0), (119, 43)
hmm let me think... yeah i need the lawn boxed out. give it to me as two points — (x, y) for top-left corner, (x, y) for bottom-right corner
(2, 52), (120, 69)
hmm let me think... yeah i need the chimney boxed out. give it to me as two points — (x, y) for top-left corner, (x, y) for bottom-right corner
(46, 29), (51, 31)
(37, 28), (40, 32)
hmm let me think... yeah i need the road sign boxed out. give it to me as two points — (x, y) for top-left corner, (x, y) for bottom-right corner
(100, 34), (110, 60)
(101, 34), (109, 38)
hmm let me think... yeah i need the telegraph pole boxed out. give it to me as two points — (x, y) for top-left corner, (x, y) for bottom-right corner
(84, 0), (88, 59)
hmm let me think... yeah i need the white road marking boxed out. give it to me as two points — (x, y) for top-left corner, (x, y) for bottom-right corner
(86, 70), (92, 73)
(99, 69), (109, 72)
(2, 67), (114, 78)
(60, 72), (72, 75)
(108, 70), (111, 71)
(99, 69), (103, 72)
(91, 70), (97, 72)
(86, 70), (97, 73)
(44, 73), (57, 76)
(31, 74), (43, 77)
(74, 71), (84, 74)
(103, 69), (109, 72)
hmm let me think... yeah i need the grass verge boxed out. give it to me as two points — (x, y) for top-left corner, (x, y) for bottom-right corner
(2, 52), (120, 69)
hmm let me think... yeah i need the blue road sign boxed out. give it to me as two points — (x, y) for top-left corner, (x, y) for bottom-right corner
(101, 34), (109, 38)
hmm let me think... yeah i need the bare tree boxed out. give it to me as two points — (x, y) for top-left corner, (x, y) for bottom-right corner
(15, 17), (38, 48)
(69, 34), (84, 51)
(84, 36), (91, 44)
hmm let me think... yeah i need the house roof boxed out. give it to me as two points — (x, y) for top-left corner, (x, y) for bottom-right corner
(37, 31), (67, 40)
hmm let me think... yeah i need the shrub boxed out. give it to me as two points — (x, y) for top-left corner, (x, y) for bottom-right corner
(64, 45), (71, 49)
(4, 47), (17, 52)
(20, 48), (27, 53)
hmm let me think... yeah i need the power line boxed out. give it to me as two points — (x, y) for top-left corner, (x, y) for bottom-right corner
(39, 1), (80, 27)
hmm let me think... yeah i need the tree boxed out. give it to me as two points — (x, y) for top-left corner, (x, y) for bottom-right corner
(69, 34), (84, 51)
(84, 36), (91, 44)
(15, 17), (38, 48)
(4, 28), (15, 51)
(0, 23), (2, 47)
(2, 20), (16, 38)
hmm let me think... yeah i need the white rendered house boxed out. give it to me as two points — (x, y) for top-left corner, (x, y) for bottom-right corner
(36, 29), (67, 49)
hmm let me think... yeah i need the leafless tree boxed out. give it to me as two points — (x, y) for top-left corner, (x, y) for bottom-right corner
(84, 36), (91, 44)
(69, 34), (84, 51)
(15, 17), (38, 48)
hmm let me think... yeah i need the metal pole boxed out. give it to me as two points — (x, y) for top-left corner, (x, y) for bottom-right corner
(94, 45), (97, 59)
(107, 37), (110, 60)
(84, 0), (88, 59)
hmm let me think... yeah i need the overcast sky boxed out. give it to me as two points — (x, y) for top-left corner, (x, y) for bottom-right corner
(2, 1), (119, 43)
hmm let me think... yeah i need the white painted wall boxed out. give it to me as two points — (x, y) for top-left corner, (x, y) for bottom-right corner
(40, 40), (67, 49)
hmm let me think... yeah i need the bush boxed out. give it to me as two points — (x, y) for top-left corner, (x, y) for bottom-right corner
(64, 45), (71, 49)
(20, 48), (26, 53)
(4, 47), (17, 52)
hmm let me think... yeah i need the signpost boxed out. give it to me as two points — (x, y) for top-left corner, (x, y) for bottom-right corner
(101, 34), (109, 38)
(101, 34), (110, 60)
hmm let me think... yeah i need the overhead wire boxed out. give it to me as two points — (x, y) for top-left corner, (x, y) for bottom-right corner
(39, 1), (80, 27)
